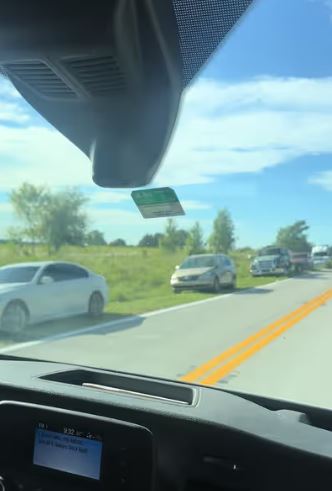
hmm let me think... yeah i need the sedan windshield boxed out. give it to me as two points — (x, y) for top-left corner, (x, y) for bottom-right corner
(0, 267), (39, 284)
(180, 256), (216, 269)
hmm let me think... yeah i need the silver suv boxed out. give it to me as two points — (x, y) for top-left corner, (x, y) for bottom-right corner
(170, 254), (236, 293)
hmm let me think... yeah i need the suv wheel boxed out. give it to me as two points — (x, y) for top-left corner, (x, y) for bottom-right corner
(230, 274), (237, 289)
(213, 277), (221, 293)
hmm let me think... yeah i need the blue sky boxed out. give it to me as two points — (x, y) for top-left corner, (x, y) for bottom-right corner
(1, 0), (332, 247)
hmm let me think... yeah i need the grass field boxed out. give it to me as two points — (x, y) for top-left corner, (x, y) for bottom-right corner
(0, 244), (279, 317)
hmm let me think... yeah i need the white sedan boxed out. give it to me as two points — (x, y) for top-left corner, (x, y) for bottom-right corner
(0, 261), (109, 332)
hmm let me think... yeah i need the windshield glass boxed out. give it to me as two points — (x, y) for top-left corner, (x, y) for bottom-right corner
(180, 256), (217, 269)
(1, 0), (332, 410)
(0, 267), (39, 283)
(258, 248), (281, 257)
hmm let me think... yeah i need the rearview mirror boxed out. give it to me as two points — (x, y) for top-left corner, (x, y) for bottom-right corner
(40, 276), (54, 285)
(0, 0), (252, 187)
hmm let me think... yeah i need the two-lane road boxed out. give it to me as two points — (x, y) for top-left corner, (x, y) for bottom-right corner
(4, 271), (332, 408)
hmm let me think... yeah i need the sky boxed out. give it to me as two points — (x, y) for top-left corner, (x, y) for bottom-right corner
(1, 0), (332, 246)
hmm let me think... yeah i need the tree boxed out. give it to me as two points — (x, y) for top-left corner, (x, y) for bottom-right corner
(276, 220), (311, 252)
(138, 233), (163, 247)
(10, 182), (50, 243)
(110, 238), (127, 247)
(186, 222), (205, 255)
(175, 229), (189, 248)
(9, 183), (88, 253)
(160, 219), (179, 252)
(86, 230), (107, 246)
(40, 190), (88, 252)
(209, 209), (235, 253)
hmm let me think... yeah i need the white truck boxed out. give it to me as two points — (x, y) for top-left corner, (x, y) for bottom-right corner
(311, 245), (331, 266)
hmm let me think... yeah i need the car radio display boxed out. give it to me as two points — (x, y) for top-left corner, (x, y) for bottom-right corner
(33, 423), (103, 480)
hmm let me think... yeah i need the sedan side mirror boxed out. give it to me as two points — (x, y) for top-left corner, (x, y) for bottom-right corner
(40, 275), (54, 285)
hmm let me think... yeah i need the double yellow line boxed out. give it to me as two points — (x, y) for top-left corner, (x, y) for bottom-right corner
(181, 288), (332, 386)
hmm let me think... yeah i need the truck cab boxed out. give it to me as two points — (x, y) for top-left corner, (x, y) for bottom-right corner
(250, 247), (291, 277)
(311, 245), (331, 267)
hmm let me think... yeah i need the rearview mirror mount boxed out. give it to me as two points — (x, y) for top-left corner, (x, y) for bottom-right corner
(0, 0), (253, 187)
(0, 0), (183, 188)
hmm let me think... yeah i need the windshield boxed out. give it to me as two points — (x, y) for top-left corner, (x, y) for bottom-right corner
(258, 248), (281, 257)
(180, 256), (217, 269)
(1, 0), (332, 410)
(0, 266), (39, 283)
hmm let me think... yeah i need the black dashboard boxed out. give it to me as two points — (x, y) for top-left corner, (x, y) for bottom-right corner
(0, 359), (331, 490)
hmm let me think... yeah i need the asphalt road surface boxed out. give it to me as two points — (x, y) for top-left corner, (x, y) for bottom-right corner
(3, 271), (332, 408)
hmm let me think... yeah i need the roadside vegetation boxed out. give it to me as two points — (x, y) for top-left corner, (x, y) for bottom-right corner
(0, 182), (320, 318)
(0, 243), (279, 316)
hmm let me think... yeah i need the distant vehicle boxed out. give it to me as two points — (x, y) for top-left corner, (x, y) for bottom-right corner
(311, 245), (331, 267)
(250, 247), (291, 276)
(0, 261), (108, 332)
(170, 254), (236, 293)
(290, 252), (312, 273)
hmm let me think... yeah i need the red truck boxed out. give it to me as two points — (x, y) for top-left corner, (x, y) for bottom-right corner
(290, 252), (312, 273)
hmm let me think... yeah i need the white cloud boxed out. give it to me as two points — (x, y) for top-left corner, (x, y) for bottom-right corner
(0, 78), (21, 99)
(89, 190), (130, 205)
(87, 207), (140, 222)
(0, 102), (29, 123)
(0, 125), (91, 190)
(1, 75), (332, 193)
(309, 170), (332, 190)
(0, 79), (30, 124)
(181, 200), (211, 210)
(156, 76), (332, 185)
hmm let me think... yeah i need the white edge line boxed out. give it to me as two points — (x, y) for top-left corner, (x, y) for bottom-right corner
(0, 278), (290, 354)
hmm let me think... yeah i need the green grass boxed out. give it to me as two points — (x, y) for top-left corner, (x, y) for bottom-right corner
(0, 244), (280, 317)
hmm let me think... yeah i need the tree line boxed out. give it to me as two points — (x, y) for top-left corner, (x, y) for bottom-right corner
(8, 182), (315, 255)
(7, 183), (127, 252)
(157, 209), (235, 254)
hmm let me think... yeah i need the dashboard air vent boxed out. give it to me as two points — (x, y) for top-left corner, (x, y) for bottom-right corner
(3, 61), (76, 98)
(66, 56), (126, 95)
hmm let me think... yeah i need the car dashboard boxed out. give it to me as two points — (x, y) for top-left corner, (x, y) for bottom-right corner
(0, 360), (331, 490)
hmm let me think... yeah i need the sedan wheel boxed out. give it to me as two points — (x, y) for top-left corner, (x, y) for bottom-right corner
(88, 292), (104, 318)
(1, 301), (28, 333)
